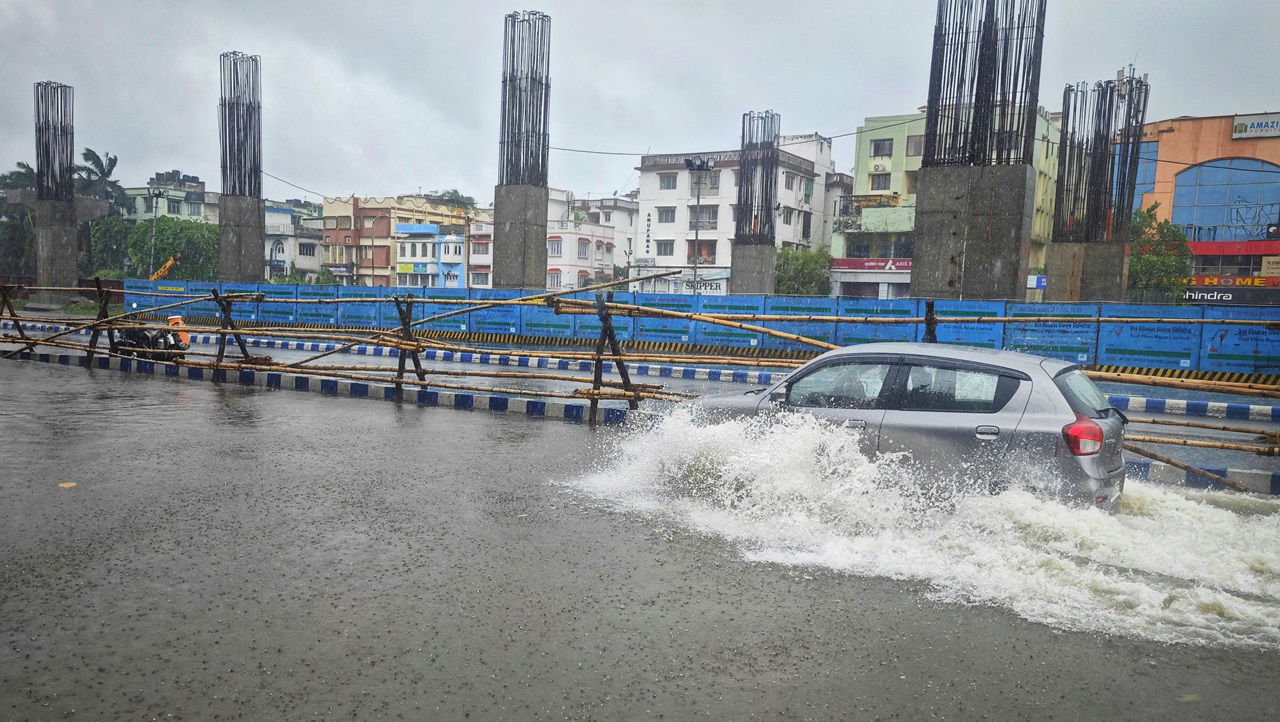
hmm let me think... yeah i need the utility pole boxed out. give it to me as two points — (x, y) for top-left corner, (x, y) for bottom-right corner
(684, 156), (714, 295)
(148, 187), (165, 277)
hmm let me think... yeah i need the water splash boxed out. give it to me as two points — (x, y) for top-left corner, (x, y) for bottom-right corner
(576, 408), (1280, 649)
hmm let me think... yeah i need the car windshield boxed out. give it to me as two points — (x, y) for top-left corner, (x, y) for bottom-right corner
(1054, 369), (1110, 418)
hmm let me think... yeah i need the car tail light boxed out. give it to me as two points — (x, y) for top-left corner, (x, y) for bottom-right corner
(1062, 413), (1104, 456)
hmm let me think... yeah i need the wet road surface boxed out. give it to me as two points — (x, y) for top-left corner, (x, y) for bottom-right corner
(1, 360), (1278, 721)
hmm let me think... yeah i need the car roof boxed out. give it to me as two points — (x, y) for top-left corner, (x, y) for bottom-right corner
(820, 342), (1075, 376)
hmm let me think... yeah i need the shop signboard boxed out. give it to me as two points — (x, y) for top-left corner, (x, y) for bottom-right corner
(1232, 113), (1280, 139)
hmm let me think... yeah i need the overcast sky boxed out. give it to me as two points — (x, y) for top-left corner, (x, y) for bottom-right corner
(2, 0), (1276, 206)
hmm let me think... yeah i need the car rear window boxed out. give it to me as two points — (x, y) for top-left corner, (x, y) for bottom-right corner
(899, 364), (1020, 413)
(1054, 369), (1110, 418)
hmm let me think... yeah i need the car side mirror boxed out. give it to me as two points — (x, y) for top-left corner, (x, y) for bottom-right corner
(769, 389), (787, 405)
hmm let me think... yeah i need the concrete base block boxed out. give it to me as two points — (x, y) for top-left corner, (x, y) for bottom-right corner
(8, 190), (109, 309)
(728, 242), (777, 294)
(493, 184), (550, 290)
(909, 165), (1035, 300)
(218, 195), (266, 282)
(1045, 242), (1129, 302)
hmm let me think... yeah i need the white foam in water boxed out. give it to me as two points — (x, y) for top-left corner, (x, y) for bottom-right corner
(575, 408), (1280, 650)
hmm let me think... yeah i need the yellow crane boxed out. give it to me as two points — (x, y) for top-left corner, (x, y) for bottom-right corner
(150, 255), (180, 281)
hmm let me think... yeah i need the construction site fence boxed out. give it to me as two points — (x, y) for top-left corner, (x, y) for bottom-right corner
(102, 279), (1280, 376)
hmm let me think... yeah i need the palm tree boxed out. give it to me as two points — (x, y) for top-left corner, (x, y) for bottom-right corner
(75, 149), (129, 212)
(0, 161), (36, 190)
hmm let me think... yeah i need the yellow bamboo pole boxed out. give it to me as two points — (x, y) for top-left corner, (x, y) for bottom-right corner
(1123, 443), (1251, 493)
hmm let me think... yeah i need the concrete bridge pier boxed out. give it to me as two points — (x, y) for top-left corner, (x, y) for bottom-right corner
(1045, 242), (1129, 302)
(9, 189), (108, 310)
(729, 241), (777, 294)
(492, 184), (549, 290)
(218, 194), (266, 282)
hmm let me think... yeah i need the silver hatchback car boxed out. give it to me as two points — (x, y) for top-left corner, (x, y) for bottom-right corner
(694, 342), (1127, 508)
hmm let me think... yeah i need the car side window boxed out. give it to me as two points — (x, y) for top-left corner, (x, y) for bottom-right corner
(899, 363), (1018, 413)
(787, 361), (891, 409)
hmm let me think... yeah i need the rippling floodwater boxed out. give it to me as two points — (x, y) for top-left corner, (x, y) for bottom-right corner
(576, 409), (1280, 650)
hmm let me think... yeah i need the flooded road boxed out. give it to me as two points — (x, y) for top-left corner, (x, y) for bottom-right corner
(1, 360), (1278, 720)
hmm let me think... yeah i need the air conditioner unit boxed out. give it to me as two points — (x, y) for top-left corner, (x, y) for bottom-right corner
(873, 164), (886, 172)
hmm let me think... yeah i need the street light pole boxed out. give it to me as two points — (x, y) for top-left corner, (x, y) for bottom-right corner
(684, 156), (714, 295)
(148, 188), (165, 277)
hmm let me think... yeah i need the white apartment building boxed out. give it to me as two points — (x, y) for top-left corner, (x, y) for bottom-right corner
(263, 200), (322, 281)
(468, 221), (494, 288)
(630, 133), (847, 294)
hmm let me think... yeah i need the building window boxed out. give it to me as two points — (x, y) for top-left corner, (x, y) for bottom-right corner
(602, 212), (612, 223)
(804, 178), (814, 205)
(655, 239), (674, 256)
(687, 239), (715, 265)
(186, 202), (202, 216)
(657, 206), (676, 223)
(547, 271), (561, 289)
(782, 207), (794, 225)
(801, 212), (812, 240)
(871, 138), (894, 157)
(299, 243), (316, 257)
(1171, 157), (1280, 241)
(548, 239), (562, 256)
(577, 271), (591, 288)
(167, 199), (181, 214)
(784, 172), (796, 190)
(337, 217), (352, 230)
(870, 173), (892, 191)
(691, 170), (720, 196)
(142, 196), (154, 213)
(471, 241), (490, 255)
(470, 272), (490, 286)
(658, 173), (677, 190)
(905, 171), (919, 195)
(688, 205), (718, 231)
(906, 135), (924, 157)
(578, 240), (590, 259)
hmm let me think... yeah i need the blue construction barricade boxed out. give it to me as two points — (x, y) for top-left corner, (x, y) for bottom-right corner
(256, 283), (297, 325)
(633, 293), (699, 345)
(378, 287), (418, 329)
(1199, 306), (1280, 375)
(1005, 302), (1098, 364)
(468, 289), (522, 336)
(182, 281), (220, 319)
(295, 284), (338, 326)
(836, 298), (922, 347)
(523, 289), (575, 339)
(218, 282), (260, 323)
(337, 286), (382, 328)
(572, 291), (634, 342)
(1097, 303), (1202, 371)
(122, 279), (160, 314)
(697, 294), (764, 348)
(761, 295), (836, 352)
(410, 287), (471, 334)
(932, 300), (1006, 348)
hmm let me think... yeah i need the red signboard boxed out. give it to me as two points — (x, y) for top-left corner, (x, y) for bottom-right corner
(1188, 240), (1280, 256)
(1186, 275), (1280, 287)
(831, 258), (913, 271)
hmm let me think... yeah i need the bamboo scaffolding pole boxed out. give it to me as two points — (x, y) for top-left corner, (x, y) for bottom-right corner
(550, 299), (838, 351)
(2, 293), (218, 360)
(1124, 433), (1278, 456)
(1123, 443), (1250, 493)
(1127, 416), (1280, 437)
(1086, 371), (1280, 399)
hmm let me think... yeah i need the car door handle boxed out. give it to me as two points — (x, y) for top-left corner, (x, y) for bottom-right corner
(847, 419), (867, 429)
(975, 425), (1000, 440)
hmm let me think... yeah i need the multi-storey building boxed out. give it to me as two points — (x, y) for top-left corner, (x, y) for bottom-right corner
(570, 194), (639, 265)
(1131, 113), (1280, 304)
(263, 199), (322, 281)
(124, 170), (220, 224)
(393, 224), (467, 289)
(630, 133), (846, 294)
(321, 195), (471, 286)
(830, 109), (1059, 299)
(467, 221), (494, 289)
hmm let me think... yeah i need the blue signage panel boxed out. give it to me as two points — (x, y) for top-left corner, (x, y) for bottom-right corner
(572, 291), (635, 342)
(697, 295), (764, 348)
(1005, 302), (1098, 364)
(836, 299), (922, 346)
(410, 288), (471, 334)
(1097, 303), (1202, 370)
(337, 286), (382, 327)
(1199, 306), (1280, 375)
(933, 300), (1006, 348)
(762, 295), (837, 352)
(256, 283), (297, 324)
(295, 284), (338, 326)
(219, 282), (260, 322)
(468, 289), (522, 336)
(633, 293), (698, 344)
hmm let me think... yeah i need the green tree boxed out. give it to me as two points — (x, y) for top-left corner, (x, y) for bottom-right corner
(75, 149), (129, 212)
(126, 216), (219, 280)
(0, 161), (36, 190)
(88, 213), (130, 276)
(0, 197), (35, 276)
(774, 246), (832, 296)
(1127, 204), (1192, 303)
(436, 188), (477, 210)
(314, 266), (339, 285)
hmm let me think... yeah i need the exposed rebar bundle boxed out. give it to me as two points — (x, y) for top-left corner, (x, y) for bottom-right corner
(33, 81), (74, 202)
(735, 111), (781, 244)
(922, 0), (1047, 167)
(219, 51), (262, 198)
(1053, 67), (1151, 243)
(498, 10), (551, 187)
